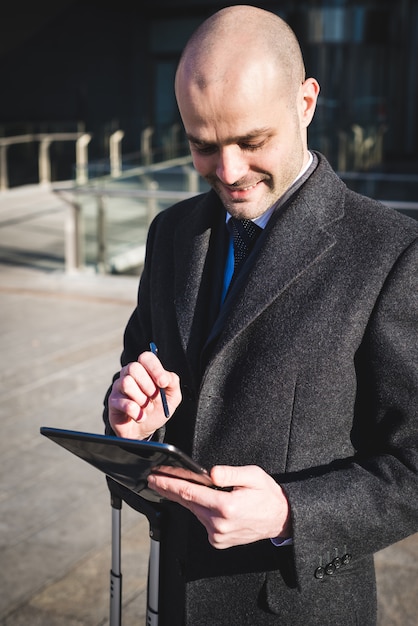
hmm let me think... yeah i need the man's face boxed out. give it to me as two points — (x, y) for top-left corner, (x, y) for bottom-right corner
(176, 65), (308, 220)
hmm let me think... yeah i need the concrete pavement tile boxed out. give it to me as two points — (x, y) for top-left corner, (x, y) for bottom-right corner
(0, 487), (147, 620)
(2, 516), (149, 626)
(375, 535), (418, 625)
(2, 606), (87, 626)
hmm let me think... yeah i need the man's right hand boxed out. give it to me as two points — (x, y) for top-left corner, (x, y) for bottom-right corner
(108, 349), (182, 440)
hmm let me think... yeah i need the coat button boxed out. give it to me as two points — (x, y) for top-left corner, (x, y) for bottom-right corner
(342, 553), (352, 565)
(325, 562), (336, 575)
(333, 556), (342, 569)
(315, 566), (325, 579)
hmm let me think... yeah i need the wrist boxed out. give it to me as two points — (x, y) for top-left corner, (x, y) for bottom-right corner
(274, 483), (292, 538)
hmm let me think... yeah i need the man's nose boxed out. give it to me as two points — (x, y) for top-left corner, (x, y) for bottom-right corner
(216, 146), (248, 185)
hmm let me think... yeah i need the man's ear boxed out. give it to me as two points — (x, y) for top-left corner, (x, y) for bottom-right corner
(299, 78), (320, 128)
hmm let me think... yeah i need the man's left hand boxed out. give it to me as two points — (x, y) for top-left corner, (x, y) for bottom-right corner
(147, 464), (291, 549)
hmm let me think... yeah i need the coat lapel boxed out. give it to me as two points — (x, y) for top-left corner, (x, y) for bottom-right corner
(173, 191), (226, 372)
(204, 159), (346, 361)
(172, 154), (346, 379)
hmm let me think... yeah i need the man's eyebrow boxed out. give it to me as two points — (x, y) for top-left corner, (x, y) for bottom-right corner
(186, 128), (272, 145)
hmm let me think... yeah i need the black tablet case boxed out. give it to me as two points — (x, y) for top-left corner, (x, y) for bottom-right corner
(40, 426), (214, 502)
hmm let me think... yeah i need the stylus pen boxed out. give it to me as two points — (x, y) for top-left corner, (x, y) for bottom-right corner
(149, 342), (170, 418)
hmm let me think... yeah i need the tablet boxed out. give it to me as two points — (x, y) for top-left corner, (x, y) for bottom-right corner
(40, 426), (215, 502)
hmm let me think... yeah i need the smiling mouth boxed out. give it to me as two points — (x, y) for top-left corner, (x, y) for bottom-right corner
(224, 180), (263, 193)
(229, 183), (258, 191)
(208, 175), (270, 202)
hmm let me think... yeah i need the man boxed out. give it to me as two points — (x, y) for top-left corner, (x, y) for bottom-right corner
(103, 5), (418, 625)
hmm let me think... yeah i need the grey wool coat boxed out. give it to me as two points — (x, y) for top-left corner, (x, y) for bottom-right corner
(104, 152), (418, 625)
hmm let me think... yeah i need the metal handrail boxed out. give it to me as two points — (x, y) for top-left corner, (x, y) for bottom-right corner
(0, 132), (92, 190)
(54, 182), (202, 274)
(54, 177), (418, 275)
(0, 126), (182, 191)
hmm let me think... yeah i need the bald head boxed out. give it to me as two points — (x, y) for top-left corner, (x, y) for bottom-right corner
(174, 5), (320, 219)
(175, 5), (305, 99)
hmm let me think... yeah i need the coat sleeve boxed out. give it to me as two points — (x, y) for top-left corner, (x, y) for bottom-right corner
(279, 238), (418, 588)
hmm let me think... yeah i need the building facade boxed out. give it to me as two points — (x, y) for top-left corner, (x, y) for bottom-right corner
(145, 0), (417, 174)
(0, 0), (416, 184)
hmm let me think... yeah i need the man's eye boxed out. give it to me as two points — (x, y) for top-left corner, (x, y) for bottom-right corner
(191, 144), (217, 155)
(240, 142), (264, 151)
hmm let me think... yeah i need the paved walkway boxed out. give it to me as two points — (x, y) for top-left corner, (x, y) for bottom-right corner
(0, 184), (417, 625)
(0, 185), (149, 625)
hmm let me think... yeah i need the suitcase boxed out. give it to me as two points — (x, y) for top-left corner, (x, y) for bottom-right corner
(110, 490), (161, 626)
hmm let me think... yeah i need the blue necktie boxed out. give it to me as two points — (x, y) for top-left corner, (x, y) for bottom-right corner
(229, 217), (262, 273)
(221, 218), (262, 301)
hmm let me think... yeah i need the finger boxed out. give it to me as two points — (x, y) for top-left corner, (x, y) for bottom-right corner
(147, 473), (224, 509)
(138, 353), (182, 416)
(122, 361), (160, 399)
(119, 371), (158, 409)
(109, 366), (158, 425)
(210, 465), (262, 489)
(108, 388), (141, 422)
(138, 351), (171, 389)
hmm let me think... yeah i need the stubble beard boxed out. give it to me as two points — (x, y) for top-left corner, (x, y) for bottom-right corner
(206, 170), (297, 220)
